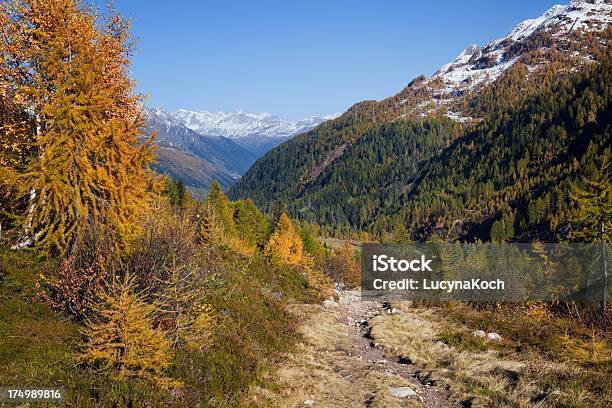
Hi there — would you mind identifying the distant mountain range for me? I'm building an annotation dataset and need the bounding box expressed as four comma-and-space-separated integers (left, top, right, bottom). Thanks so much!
144, 108, 337, 195
229, 0, 612, 241
173, 109, 339, 155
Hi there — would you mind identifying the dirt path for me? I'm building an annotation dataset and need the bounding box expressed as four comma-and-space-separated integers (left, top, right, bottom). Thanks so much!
337, 290, 459, 408
249, 289, 460, 407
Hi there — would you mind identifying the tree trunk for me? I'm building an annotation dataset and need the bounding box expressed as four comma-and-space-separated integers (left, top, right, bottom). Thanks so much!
13, 112, 42, 249
602, 219, 608, 316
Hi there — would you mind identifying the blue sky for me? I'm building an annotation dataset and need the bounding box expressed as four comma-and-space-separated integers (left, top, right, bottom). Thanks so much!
96, 0, 562, 120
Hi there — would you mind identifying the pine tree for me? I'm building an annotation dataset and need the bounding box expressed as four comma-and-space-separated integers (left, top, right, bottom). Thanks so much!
2, 0, 155, 254
570, 153, 612, 243
176, 179, 187, 207
196, 202, 224, 246
299, 223, 326, 259
205, 181, 236, 236
234, 198, 269, 249
164, 178, 189, 208
570, 153, 611, 313
264, 213, 303, 265
391, 218, 413, 245
270, 200, 286, 227
490, 212, 515, 242
78, 273, 178, 388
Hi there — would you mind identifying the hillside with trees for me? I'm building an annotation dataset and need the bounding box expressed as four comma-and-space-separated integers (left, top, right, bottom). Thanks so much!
229, 11, 612, 242
0, 1, 335, 405
0, 1, 610, 407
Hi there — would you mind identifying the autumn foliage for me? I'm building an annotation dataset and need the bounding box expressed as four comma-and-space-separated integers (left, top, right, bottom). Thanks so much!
0, 0, 155, 254
78, 274, 179, 389
326, 241, 361, 288
264, 212, 303, 265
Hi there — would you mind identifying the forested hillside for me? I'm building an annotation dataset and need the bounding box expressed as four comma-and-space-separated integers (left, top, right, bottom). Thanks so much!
0, 1, 339, 405
229, 10, 612, 241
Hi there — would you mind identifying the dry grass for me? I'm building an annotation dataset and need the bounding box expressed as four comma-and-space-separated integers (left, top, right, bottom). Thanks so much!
248, 303, 421, 408
368, 302, 612, 408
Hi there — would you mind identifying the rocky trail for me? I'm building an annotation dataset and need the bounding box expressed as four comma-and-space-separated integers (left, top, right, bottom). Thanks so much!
250, 289, 461, 407
334, 290, 459, 408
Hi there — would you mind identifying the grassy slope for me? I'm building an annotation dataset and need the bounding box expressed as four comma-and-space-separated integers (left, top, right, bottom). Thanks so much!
0, 249, 79, 393
370, 301, 612, 407
0, 247, 318, 407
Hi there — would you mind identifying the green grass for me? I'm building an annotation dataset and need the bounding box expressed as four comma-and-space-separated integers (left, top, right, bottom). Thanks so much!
0, 249, 78, 390
0, 247, 313, 407
435, 303, 612, 364
171, 254, 316, 407
433, 302, 612, 408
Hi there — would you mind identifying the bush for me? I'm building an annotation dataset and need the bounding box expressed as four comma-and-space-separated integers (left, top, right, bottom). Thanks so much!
37, 222, 117, 319
128, 198, 201, 295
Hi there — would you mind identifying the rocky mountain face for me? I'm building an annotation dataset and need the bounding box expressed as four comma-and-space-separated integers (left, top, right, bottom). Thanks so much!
229, 0, 612, 240
144, 108, 256, 195
396, 0, 612, 122
144, 107, 337, 194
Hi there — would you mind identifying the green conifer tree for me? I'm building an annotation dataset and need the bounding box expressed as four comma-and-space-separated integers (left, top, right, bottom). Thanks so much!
570, 153, 611, 313
205, 181, 236, 236
234, 198, 270, 249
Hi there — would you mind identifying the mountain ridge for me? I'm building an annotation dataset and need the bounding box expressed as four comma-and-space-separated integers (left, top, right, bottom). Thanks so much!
229, 0, 612, 240
144, 107, 338, 193
172, 109, 340, 155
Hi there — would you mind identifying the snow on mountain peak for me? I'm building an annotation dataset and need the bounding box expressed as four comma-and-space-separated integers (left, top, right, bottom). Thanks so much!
431, 0, 611, 95
172, 109, 339, 139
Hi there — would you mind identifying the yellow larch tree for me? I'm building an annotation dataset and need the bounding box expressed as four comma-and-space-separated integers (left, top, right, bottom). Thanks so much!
78, 273, 178, 388
264, 212, 303, 265
0, 0, 155, 254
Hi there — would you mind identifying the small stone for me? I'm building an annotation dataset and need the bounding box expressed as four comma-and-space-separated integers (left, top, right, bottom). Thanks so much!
472, 329, 486, 338
304, 400, 315, 406
389, 386, 417, 398
435, 341, 449, 350
487, 332, 502, 341
322, 299, 338, 309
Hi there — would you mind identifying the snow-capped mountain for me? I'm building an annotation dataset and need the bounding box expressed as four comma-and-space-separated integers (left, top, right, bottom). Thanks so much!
173, 109, 338, 140
408, 0, 612, 120
230, 0, 611, 240
144, 108, 258, 194
143, 107, 337, 193
172, 109, 339, 155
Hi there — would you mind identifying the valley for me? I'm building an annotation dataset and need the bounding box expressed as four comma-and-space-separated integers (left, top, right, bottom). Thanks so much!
229, 0, 612, 242
0, 1, 609, 407
145, 107, 337, 194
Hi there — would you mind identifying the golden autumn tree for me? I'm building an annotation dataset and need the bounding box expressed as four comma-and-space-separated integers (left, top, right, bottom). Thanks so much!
78, 273, 178, 388
327, 241, 361, 288
264, 212, 303, 265
0, 1, 37, 220
0, 0, 155, 254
